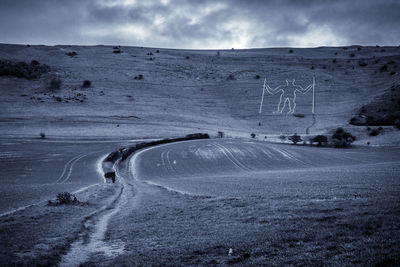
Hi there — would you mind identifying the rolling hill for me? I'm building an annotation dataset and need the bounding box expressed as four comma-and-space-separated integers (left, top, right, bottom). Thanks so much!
0, 43, 399, 142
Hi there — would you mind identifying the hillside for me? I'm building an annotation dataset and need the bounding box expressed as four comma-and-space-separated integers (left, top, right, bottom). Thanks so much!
0, 43, 399, 141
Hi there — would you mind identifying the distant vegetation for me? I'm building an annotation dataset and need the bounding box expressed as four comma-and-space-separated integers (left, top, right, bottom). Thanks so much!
134, 74, 143, 80
40, 132, 46, 139
311, 135, 328, 146
288, 133, 302, 145
49, 78, 62, 90
332, 127, 355, 148
65, 51, 78, 57
0, 59, 50, 79
82, 80, 91, 88
48, 192, 83, 205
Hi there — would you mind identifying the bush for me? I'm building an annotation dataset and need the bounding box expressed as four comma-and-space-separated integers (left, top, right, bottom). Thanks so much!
134, 74, 143, 80
250, 133, 256, 138
279, 135, 286, 142
289, 49, 293, 53
311, 135, 328, 146
255, 75, 260, 79
380, 64, 388, 72
82, 80, 91, 88
56, 192, 77, 204
288, 133, 302, 145
227, 74, 235, 80
332, 127, 355, 148
40, 132, 46, 139
66, 51, 78, 57
369, 129, 379, 136
395, 119, 400, 129
0, 59, 50, 79
350, 53, 355, 57
49, 78, 62, 90
186, 56, 190, 59
359, 61, 368, 67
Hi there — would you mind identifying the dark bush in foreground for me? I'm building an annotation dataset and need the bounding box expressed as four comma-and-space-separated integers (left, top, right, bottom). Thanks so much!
311, 135, 328, 146
0, 59, 50, 79
332, 127, 355, 148
40, 132, 46, 139
56, 192, 77, 204
250, 133, 256, 138
288, 133, 302, 145
82, 80, 91, 88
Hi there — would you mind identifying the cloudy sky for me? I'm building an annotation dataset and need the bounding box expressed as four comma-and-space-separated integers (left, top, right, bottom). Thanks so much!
0, 0, 399, 49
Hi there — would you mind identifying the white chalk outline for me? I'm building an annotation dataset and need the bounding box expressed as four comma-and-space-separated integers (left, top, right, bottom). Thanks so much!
259, 76, 315, 114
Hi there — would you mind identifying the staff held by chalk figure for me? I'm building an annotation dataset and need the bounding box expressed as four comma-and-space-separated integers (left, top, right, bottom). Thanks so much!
259, 77, 314, 114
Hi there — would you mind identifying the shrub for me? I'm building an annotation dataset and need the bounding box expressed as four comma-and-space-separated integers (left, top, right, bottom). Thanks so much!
359, 61, 368, 67
156, 50, 160, 53
250, 133, 256, 138
332, 59, 337, 63
380, 64, 388, 72
56, 192, 77, 204
0, 59, 50, 79
147, 52, 153, 56
289, 49, 293, 53
227, 74, 235, 80
49, 78, 62, 90
134, 74, 143, 80
288, 133, 302, 145
82, 80, 91, 88
255, 75, 260, 79
66, 51, 78, 57
395, 119, 400, 130
293, 114, 305, 118
279, 135, 286, 142
40, 132, 46, 139
350, 53, 355, 57
186, 56, 190, 59
332, 127, 355, 148
369, 129, 379, 136
311, 135, 328, 146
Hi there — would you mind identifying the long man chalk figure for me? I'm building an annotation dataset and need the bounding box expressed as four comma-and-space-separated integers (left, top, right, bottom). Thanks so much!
260, 78, 313, 114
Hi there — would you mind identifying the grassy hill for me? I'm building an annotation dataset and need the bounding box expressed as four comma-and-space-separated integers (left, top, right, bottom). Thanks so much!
0, 43, 399, 141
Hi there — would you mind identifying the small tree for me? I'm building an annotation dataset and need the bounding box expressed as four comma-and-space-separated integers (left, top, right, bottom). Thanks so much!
332, 127, 356, 148
288, 133, 302, 145
311, 135, 328, 146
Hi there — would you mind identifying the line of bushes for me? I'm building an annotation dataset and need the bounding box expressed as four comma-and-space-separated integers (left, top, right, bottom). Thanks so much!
0, 59, 50, 79
103, 133, 210, 181
281, 128, 356, 148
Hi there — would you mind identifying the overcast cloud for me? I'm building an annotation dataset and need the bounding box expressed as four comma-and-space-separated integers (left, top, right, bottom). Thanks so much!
0, 0, 399, 49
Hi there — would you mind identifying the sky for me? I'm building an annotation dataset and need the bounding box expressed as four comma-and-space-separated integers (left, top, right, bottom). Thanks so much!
0, 0, 399, 49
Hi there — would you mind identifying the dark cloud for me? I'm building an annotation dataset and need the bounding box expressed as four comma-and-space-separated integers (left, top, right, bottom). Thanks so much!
0, 0, 399, 48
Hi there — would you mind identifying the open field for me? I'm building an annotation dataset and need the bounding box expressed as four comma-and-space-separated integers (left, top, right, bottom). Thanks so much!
0, 44, 399, 266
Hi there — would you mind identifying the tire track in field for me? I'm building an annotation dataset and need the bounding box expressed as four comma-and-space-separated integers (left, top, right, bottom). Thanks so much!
212, 143, 252, 171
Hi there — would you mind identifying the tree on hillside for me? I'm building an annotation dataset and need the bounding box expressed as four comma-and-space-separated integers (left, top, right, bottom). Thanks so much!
332, 128, 356, 148
311, 135, 328, 146
288, 133, 302, 145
